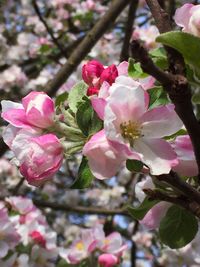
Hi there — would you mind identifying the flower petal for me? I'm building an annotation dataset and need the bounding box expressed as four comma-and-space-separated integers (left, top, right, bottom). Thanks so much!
140, 104, 183, 138
174, 3, 193, 31
134, 138, 178, 175
140, 202, 171, 230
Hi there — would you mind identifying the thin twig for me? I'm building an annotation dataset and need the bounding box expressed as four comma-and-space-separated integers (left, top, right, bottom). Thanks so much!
120, 0, 139, 61
32, 199, 129, 216
32, 0, 67, 58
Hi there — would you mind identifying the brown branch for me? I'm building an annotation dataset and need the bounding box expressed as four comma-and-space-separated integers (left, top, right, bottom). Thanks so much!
32, 199, 129, 216
130, 40, 200, 179
120, 0, 139, 61
158, 171, 200, 205
32, 0, 67, 58
145, 0, 171, 33
46, 0, 131, 96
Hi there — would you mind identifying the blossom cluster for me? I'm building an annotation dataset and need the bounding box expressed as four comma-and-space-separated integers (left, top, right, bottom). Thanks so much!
0, 196, 127, 267
60, 224, 127, 266
1, 58, 198, 187
0, 196, 58, 267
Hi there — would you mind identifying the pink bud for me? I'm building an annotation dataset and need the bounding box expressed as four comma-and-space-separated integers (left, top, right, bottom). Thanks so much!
87, 87, 99, 96
100, 64, 118, 85
29, 231, 46, 247
82, 60, 104, 86
98, 254, 118, 267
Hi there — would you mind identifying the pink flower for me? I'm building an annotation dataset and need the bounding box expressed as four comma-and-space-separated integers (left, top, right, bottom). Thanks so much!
3, 127, 63, 186
82, 60, 104, 87
1, 91, 55, 129
104, 76, 182, 175
98, 254, 118, 267
175, 3, 200, 36
171, 135, 198, 176
100, 64, 118, 85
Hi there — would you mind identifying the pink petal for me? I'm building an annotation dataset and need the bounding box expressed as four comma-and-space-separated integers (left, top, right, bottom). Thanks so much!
140, 104, 183, 138
83, 130, 129, 179
2, 125, 20, 148
174, 3, 193, 31
134, 138, 178, 175
91, 97, 106, 120
2, 108, 31, 128
117, 61, 128, 76
140, 202, 171, 230
172, 135, 198, 176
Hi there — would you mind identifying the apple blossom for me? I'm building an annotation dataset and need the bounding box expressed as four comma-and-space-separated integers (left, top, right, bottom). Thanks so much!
1, 91, 55, 129
3, 127, 63, 186
171, 135, 198, 177
104, 75, 182, 176
175, 3, 200, 37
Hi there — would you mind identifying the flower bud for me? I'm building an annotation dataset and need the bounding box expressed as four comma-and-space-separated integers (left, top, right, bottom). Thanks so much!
98, 254, 118, 267
87, 87, 99, 96
82, 60, 104, 86
100, 64, 118, 85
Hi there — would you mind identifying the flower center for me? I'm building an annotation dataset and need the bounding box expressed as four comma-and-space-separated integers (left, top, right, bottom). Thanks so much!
120, 120, 141, 146
76, 241, 84, 251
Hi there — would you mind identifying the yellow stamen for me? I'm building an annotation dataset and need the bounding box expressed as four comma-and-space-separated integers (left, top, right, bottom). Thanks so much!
120, 120, 141, 146
76, 241, 84, 250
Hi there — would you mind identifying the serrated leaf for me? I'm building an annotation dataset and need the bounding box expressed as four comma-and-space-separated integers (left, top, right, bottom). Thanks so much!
126, 159, 143, 172
148, 86, 169, 109
71, 157, 94, 189
156, 32, 200, 73
76, 98, 103, 136
127, 197, 159, 220
68, 81, 88, 113
159, 205, 198, 249
55, 92, 68, 107
128, 58, 148, 78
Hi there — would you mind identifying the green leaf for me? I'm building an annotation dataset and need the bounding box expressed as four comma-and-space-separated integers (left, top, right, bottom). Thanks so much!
71, 156, 94, 189
149, 86, 169, 109
126, 159, 143, 172
127, 197, 159, 220
57, 259, 71, 267
76, 97, 103, 136
39, 44, 51, 53
192, 93, 200, 104
156, 32, 200, 73
149, 47, 166, 59
128, 58, 148, 78
68, 81, 88, 113
55, 92, 68, 107
159, 205, 198, 249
